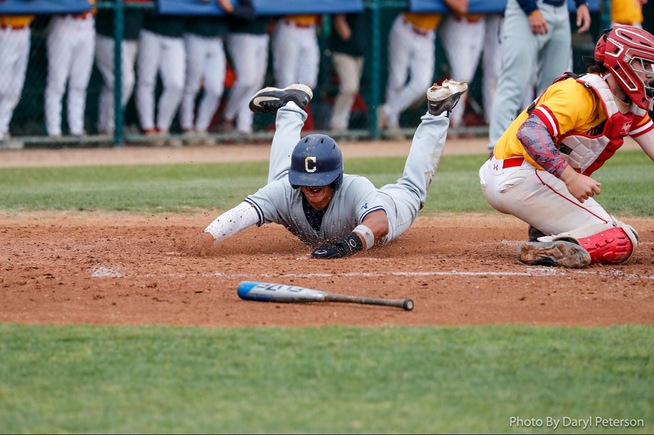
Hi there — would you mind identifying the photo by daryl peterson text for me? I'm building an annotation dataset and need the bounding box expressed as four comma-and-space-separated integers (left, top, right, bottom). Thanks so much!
509, 416, 646, 430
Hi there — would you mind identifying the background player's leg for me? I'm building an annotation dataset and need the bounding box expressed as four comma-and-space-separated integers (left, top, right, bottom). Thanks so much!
195, 38, 226, 132
135, 30, 163, 132
488, 0, 538, 148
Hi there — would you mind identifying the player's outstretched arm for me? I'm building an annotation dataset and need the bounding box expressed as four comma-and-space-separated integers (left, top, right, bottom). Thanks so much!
169, 202, 260, 256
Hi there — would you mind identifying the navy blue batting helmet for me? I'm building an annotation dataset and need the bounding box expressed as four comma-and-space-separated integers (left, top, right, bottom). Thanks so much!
288, 134, 343, 189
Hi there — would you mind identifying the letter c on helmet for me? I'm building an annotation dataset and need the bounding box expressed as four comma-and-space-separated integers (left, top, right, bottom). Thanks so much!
305, 156, 317, 173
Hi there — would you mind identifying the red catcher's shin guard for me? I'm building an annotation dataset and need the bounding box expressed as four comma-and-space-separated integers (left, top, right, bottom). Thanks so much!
577, 227, 634, 265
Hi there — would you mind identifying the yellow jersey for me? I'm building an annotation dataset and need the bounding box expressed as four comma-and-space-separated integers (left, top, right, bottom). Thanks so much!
402, 12, 442, 32
284, 14, 320, 27
0, 15, 34, 28
611, 0, 644, 25
494, 75, 652, 174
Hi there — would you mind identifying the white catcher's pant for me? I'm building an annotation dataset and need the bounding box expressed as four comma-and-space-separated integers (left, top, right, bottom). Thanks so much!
269, 103, 450, 245
479, 156, 613, 235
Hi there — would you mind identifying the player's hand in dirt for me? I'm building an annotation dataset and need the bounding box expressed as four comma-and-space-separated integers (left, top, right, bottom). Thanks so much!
166, 232, 216, 257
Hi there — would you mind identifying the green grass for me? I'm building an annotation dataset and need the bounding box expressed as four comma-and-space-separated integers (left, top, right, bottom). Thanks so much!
0, 324, 651, 434
0, 150, 651, 215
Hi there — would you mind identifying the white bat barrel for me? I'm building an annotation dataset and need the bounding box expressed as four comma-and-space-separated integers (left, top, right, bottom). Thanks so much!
237, 281, 327, 302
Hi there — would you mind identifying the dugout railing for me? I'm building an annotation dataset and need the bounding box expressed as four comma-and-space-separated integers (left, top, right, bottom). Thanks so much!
1, 0, 638, 148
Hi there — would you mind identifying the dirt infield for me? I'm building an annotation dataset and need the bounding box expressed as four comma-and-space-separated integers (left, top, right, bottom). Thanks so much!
1, 138, 652, 327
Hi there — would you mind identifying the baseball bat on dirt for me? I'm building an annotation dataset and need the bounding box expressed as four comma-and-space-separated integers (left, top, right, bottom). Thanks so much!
237, 281, 414, 311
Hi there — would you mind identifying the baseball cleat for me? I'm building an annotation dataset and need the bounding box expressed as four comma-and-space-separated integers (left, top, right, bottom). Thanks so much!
517, 240, 591, 268
528, 225, 547, 242
427, 79, 468, 116
249, 84, 313, 114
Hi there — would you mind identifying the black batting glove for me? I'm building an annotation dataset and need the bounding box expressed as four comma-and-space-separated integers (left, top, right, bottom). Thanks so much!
311, 233, 364, 259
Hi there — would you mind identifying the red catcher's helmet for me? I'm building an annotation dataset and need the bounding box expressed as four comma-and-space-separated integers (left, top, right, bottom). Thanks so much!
595, 25, 654, 111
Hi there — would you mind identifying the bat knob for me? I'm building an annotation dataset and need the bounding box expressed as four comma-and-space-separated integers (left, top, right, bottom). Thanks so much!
403, 298, 414, 311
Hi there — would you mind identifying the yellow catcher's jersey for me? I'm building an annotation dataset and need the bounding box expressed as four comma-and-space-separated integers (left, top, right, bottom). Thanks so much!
0, 15, 34, 28
402, 12, 442, 32
493, 76, 651, 168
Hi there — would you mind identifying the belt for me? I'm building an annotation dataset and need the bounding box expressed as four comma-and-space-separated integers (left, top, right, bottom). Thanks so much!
491, 154, 525, 168
0, 24, 27, 30
541, 0, 566, 6
284, 19, 314, 29
454, 16, 482, 23
71, 11, 92, 20
402, 18, 430, 36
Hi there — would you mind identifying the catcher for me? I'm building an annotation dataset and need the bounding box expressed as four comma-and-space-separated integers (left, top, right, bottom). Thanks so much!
479, 25, 654, 268
180, 79, 468, 258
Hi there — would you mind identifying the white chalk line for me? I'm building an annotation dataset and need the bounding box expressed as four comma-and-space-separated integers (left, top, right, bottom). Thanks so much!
91, 266, 654, 280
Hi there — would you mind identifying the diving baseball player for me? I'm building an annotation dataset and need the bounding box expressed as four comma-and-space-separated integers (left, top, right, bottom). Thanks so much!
180, 79, 468, 258
479, 25, 654, 268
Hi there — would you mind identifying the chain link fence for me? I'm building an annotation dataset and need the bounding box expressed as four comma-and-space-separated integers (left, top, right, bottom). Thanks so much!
0, 0, 634, 148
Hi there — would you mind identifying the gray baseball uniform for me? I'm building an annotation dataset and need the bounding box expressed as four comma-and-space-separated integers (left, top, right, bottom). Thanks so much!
488, 0, 586, 149
205, 101, 450, 248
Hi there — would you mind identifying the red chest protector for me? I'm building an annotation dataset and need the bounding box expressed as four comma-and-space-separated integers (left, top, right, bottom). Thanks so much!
554, 73, 646, 175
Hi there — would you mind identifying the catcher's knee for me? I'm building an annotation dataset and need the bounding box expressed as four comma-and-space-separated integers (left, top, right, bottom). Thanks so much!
549, 221, 639, 265
538, 220, 638, 264
577, 226, 638, 265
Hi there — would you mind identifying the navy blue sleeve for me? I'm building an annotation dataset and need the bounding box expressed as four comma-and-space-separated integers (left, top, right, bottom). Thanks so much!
231, 0, 255, 21
516, 0, 538, 15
